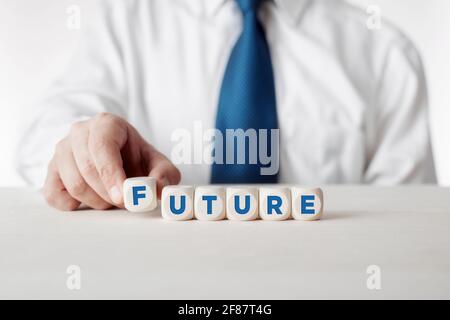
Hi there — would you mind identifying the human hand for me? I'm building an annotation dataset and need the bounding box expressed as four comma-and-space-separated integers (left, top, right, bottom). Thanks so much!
43, 113, 181, 210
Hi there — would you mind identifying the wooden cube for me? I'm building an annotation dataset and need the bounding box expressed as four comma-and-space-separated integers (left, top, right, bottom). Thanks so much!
194, 186, 226, 221
123, 177, 157, 213
226, 187, 259, 221
259, 187, 291, 221
291, 187, 323, 221
161, 185, 194, 221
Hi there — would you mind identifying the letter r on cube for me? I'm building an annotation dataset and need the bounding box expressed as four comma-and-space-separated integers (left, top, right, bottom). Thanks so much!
267, 195, 282, 215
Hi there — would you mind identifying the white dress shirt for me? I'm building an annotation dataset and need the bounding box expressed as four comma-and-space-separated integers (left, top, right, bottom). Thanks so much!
17, 0, 436, 186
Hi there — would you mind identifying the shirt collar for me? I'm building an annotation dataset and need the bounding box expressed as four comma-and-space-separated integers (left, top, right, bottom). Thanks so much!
203, 0, 311, 23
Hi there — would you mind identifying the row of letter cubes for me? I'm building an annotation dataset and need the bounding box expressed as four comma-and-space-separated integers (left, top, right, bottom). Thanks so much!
124, 177, 323, 221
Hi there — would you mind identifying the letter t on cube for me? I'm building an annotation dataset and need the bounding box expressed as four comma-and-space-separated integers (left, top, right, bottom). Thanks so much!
194, 186, 226, 221
123, 177, 157, 212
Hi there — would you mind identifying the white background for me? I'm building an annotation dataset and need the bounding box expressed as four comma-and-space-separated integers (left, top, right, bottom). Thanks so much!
1, 0, 449, 186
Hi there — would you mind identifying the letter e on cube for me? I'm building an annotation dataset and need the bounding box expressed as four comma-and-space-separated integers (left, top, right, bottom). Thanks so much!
291, 187, 323, 221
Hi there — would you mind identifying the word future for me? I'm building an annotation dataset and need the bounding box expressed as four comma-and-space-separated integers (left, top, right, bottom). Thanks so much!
123, 177, 323, 221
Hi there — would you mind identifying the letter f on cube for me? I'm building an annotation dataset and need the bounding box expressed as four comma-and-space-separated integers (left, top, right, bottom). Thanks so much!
123, 177, 157, 212
132, 186, 147, 205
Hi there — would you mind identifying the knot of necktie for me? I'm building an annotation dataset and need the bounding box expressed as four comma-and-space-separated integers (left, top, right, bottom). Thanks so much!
236, 0, 263, 14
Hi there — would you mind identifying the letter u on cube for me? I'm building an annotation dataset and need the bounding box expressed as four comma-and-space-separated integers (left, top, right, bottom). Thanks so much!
123, 178, 323, 221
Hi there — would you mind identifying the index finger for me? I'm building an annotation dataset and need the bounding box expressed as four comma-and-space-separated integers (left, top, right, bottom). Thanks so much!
87, 115, 128, 205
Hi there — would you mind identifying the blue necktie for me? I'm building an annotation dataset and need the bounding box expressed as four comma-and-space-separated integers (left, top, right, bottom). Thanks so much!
211, 0, 279, 184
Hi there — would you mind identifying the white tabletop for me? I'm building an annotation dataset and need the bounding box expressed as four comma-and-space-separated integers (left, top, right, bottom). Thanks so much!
0, 186, 449, 300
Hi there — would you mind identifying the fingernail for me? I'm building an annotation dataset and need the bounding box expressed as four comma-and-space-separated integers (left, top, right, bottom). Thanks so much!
109, 186, 122, 205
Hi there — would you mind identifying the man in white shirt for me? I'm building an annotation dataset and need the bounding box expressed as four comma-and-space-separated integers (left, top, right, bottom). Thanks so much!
17, 0, 436, 211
